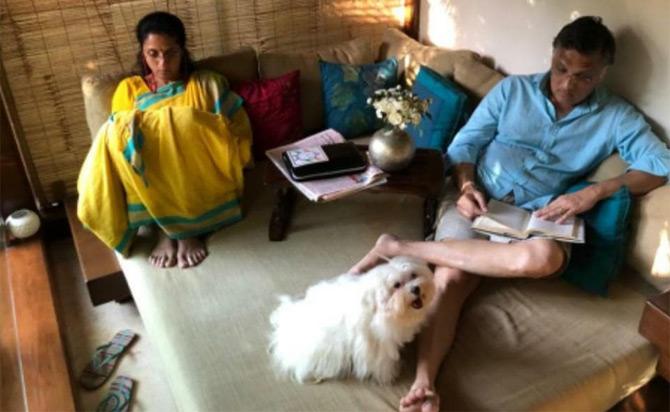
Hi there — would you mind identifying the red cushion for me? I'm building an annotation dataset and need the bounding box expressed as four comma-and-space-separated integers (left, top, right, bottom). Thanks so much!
233, 70, 303, 159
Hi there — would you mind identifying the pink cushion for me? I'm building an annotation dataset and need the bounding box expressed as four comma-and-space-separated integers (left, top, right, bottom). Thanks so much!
233, 70, 303, 159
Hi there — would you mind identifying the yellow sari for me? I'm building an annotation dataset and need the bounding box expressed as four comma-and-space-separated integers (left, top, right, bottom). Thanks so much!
77, 70, 252, 255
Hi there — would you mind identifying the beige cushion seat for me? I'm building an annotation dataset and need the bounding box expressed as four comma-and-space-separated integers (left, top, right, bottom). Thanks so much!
118, 165, 657, 411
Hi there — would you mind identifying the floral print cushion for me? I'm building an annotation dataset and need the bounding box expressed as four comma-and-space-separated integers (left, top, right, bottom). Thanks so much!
319, 58, 398, 139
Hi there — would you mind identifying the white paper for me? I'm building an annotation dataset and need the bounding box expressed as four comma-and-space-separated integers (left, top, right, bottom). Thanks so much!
527, 214, 575, 238
483, 199, 530, 231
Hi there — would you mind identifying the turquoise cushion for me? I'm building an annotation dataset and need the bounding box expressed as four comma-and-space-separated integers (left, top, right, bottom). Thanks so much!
320, 58, 398, 139
406, 66, 468, 152
561, 181, 632, 296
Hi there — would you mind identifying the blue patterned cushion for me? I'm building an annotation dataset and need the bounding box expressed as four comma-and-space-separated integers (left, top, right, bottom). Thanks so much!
406, 66, 468, 152
319, 58, 398, 139
561, 181, 632, 296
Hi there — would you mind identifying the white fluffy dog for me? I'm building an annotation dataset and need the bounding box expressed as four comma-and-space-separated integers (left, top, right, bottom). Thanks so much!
269, 256, 435, 384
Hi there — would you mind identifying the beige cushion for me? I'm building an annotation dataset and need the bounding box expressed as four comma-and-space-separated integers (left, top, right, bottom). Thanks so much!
628, 185, 670, 291
118, 164, 656, 411
587, 154, 670, 291
586, 153, 628, 182
80, 47, 259, 140
196, 46, 258, 86
259, 36, 377, 134
453, 58, 506, 99
81, 72, 126, 140
379, 28, 503, 99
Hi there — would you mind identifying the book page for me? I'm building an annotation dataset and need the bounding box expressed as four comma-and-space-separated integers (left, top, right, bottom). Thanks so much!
483, 199, 531, 232
527, 214, 576, 239
472, 215, 526, 239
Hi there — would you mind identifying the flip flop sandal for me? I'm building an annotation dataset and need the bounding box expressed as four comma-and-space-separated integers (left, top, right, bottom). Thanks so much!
80, 329, 137, 390
96, 376, 134, 412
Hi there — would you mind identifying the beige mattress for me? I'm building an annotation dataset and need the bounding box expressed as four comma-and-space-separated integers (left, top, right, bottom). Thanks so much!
119, 164, 657, 411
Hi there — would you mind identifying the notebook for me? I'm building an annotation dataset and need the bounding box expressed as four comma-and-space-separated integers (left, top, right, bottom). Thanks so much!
282, 142, 368, 181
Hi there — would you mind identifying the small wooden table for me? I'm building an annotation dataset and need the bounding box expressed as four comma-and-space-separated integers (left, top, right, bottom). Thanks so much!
639, 290, 670, 381
264, 147, 445, 241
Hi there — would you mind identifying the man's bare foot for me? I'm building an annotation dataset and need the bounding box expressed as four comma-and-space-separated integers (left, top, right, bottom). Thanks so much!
399, 385, 440, 412
349, 233, 400, 274
149, 232, 177, 268
177, 237, 208, 268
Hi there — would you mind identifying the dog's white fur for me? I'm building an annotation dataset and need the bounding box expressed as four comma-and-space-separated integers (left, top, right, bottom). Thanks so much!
269, 256, 435, 384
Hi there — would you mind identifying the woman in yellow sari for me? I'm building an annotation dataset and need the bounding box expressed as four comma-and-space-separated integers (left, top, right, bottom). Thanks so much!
78, 12, 252, 268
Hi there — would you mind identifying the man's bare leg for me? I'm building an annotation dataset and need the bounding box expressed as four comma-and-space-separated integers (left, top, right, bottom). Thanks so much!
149, 231, 177, 268
177, 237, 208, 268
400, 267, 480, 412
352, 234, 566, 412
351, 234, 565, 279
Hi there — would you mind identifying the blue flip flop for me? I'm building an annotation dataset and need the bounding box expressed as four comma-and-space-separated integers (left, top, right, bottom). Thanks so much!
80, 329, 137, 390
96, 376, 134, 412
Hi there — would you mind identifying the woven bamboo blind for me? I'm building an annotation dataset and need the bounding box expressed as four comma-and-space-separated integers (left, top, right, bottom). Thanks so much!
0, 0, 408, 205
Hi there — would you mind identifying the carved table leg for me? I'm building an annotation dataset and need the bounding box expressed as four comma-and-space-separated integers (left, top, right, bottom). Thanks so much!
269, 186, 297, 241
423, 196, 438, 239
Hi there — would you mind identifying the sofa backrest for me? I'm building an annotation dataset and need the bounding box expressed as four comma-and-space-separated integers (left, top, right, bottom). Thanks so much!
378, 29, 504, 100
80, 28, 503, 139
258, 36, 379, 134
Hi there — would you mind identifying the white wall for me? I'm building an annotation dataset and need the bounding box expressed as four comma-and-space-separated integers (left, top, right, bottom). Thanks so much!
419, 0, 670, 142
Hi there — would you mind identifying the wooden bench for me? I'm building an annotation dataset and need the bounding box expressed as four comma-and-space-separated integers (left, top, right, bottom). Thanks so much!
64, 200, 130, 305
1, 237, 76, 411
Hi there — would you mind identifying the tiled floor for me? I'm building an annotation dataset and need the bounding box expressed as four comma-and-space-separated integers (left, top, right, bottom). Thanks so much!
46, 236, 177, 412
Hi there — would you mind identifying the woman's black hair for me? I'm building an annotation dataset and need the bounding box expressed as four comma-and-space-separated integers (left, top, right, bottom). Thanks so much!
135, 11, 196, 78
553, 16, 616, 65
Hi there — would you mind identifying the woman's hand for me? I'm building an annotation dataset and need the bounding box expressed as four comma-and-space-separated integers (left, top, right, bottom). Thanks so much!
456, 182, 488, 220
535, 185, 601, 223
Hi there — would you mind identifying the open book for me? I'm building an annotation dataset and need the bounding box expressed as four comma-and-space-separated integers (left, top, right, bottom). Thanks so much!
265, 129, 388, 202
472, 199, 585, 243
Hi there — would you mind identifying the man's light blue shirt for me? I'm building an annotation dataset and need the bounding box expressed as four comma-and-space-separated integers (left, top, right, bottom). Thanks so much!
447, 72, 670, 210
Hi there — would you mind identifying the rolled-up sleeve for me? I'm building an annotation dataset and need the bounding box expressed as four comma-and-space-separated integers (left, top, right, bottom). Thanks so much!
447, 77, 507, 165
615, 104, 670, 180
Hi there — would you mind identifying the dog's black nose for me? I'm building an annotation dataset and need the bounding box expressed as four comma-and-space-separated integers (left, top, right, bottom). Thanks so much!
411, 286, 420, 296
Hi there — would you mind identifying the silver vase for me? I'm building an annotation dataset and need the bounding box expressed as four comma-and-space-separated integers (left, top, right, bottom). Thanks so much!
368, 126, 416, 172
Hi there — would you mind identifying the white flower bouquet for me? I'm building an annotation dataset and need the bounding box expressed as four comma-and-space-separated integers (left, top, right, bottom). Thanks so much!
367, 85, 431, 130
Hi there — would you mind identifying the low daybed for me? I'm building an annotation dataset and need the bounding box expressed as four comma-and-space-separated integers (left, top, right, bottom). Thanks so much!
79, 28, 668, 411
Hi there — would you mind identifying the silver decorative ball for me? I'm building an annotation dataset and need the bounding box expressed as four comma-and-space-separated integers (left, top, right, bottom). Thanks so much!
368, 127, 416, 172
5, 209, 41, 239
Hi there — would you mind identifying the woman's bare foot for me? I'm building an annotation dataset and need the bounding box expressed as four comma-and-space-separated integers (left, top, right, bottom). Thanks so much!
177, 237, 208, 268
149, 232, 177, 268
349, 233, 400, 274
399, 385, 440, 412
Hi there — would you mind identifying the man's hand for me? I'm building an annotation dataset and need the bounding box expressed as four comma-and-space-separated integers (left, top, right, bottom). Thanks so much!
456, 182, 488, 220
534, 185, 600, 223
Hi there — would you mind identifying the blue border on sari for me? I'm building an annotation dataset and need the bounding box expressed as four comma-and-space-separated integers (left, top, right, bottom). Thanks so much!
127, 198, 241, 229
136, 81, 186, 111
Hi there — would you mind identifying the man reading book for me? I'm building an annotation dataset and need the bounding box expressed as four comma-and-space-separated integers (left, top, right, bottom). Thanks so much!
350, 16, 670, 412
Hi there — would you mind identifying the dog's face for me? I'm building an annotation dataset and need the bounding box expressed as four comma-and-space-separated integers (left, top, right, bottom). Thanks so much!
370, 256, 435, 325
